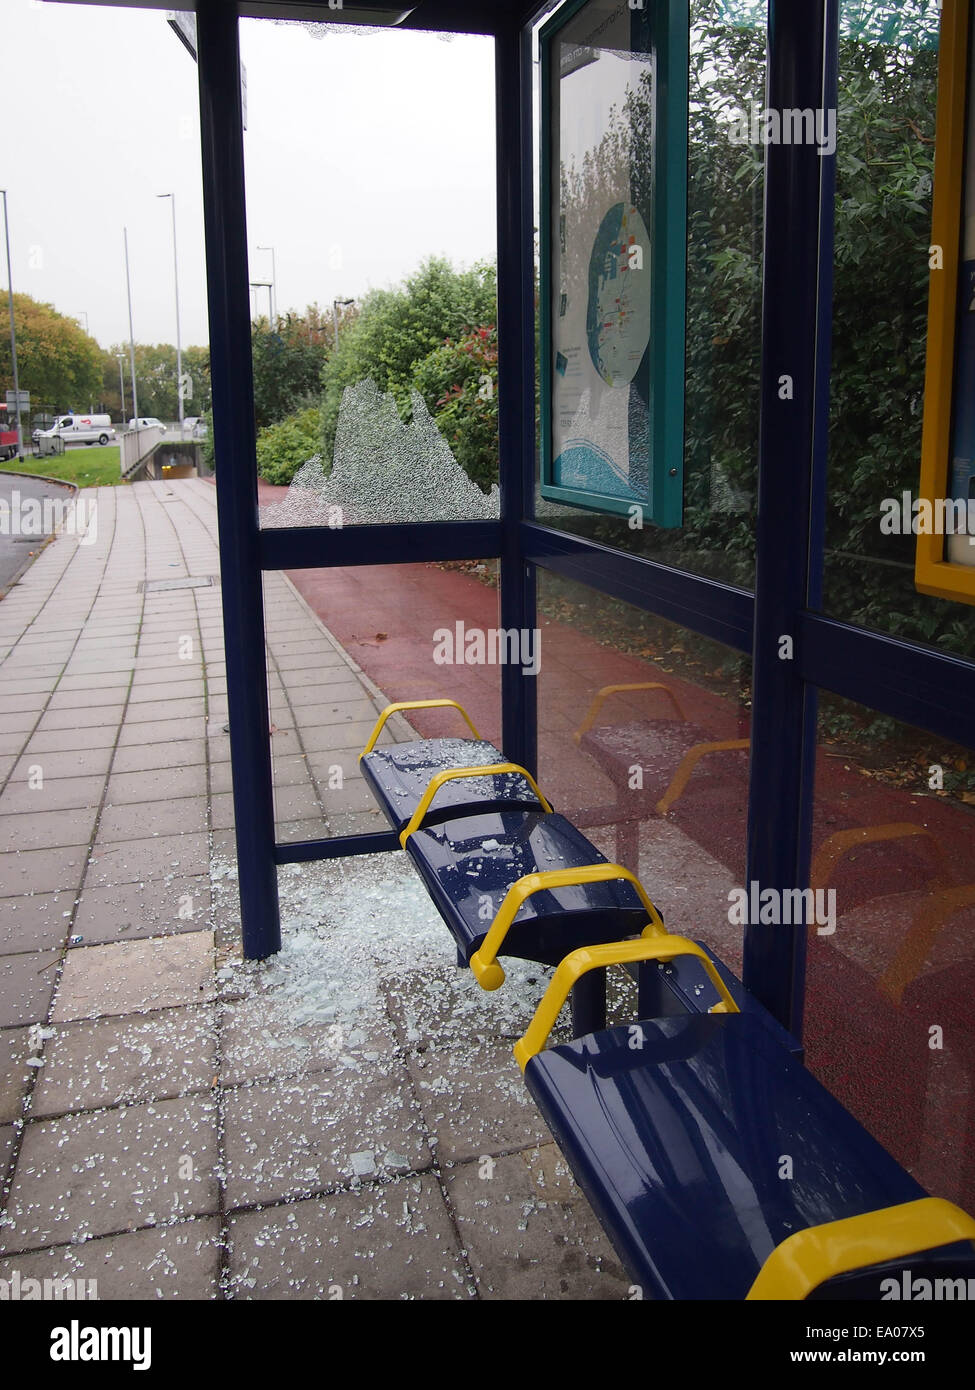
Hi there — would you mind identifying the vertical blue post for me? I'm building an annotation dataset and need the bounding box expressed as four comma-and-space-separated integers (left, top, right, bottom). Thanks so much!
743, 0, 837, 1031
496, 20, 538, 774
196, 1, 280, 958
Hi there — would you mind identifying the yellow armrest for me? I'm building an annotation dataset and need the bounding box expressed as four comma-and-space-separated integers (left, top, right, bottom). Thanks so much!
471, 863, 667, 993
359, 699, 482, 760
513, 933, 739, 1070
747, 1197, 975, 1300
398, 762, 552, 850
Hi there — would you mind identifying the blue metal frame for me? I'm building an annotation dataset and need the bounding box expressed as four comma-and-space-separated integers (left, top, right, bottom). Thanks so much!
196, 0, 280, 959
741, 0, 835, 1032
496, 18, 538, 774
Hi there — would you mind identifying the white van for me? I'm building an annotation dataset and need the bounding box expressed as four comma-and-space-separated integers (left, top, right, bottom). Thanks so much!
36, 414, 116, 454
128, 417, 165, 432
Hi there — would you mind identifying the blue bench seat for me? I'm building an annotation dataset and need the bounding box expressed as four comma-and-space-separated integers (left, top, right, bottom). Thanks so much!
404, 808, 650, 968
361, 738, 545, 834
523, 1010, 975, 1299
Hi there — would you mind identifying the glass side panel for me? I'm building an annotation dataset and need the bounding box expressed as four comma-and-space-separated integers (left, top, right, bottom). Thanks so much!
536, 568, 752, 969
808, 691, 975, 1212
819, 1, 975, 656
261, 561, 501, 842
239, 19, 499, 528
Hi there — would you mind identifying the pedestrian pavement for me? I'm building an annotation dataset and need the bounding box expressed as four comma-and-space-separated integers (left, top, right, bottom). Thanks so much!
0, 477, 631, 1300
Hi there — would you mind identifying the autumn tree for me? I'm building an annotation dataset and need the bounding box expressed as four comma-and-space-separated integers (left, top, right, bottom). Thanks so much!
0, 292, 103, 417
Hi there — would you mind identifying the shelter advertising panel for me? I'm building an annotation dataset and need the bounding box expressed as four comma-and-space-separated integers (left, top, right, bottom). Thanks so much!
540, 0, 687, 525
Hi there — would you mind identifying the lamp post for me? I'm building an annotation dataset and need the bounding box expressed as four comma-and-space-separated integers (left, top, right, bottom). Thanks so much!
123, 227, 139, 422
257, 245, 276, 329
1, 189, 23, 462
116, 353, 126, 423
157, 193, 184, 426
332, 297, 355, 350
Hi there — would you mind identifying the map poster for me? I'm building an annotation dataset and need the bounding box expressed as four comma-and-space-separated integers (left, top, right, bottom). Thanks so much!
540, 0, 687, 526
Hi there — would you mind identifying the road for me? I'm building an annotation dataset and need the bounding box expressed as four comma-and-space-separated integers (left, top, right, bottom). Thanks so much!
0, 472, 77, 591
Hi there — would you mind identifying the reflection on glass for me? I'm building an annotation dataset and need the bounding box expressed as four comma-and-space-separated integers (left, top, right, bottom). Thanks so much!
823, 1, 975, 653
537, 570, 751, 969
808, 692, 975, 1212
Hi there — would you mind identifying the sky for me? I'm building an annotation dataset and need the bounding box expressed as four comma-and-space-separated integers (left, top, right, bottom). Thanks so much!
1, 1, 502, 351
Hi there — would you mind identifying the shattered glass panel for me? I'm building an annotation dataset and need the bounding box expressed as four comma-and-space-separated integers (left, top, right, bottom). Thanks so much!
260, 379, 500, 528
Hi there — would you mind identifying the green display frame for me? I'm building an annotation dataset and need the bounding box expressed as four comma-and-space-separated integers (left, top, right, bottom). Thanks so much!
539, 0, 687, 526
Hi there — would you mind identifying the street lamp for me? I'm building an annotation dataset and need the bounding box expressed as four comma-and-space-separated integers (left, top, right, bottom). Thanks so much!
257, 245, 276, 328
123, 227, 139, 422
157, 193, 184, 426
1, 189, 24, 462
333, 297, 355, 350
116, 353, 126, 422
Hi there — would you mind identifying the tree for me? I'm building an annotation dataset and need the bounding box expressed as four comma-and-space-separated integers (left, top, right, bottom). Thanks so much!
0, 292, 103, 418
251, 308, 329, 431
104, 342, 210, 422
412, 324, 499, 493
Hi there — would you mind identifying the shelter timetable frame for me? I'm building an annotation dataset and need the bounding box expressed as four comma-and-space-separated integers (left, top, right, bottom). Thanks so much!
54, 0, 975, 1045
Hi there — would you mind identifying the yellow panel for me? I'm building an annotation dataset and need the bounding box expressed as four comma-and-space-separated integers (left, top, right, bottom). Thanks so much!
916, 0, 975, 604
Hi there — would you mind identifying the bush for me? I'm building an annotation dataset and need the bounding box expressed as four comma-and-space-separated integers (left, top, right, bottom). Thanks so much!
320, 256, 497, 466
412, 325, 498, 492
255, 406, 322, 486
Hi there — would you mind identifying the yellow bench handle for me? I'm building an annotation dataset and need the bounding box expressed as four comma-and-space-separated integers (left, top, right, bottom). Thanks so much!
747, 1197, 975, 1300
472, 863, 667, 993
398, 762, 552, 850
514, 932, 738, 1070
359, 699, 482, 760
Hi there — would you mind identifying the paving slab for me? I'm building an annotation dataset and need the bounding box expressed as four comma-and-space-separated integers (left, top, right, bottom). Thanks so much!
111, 740, 207, 774
222, 1064, 432, 1209
84, 831, 209, 887
219, 992, 398, 1089
52, 932, 215, 1022
96, 796, 207, 843
0, 889, 74, 955
225, 1176, 473, 1300
0, 1094, 220, 1253
406, 1038, 551, 1163
71, 878, 209, 946
0, 1217, 221, 1300
444, 1146, 631, 1301
0, 807, 97, 852
29, 1005, 217, 1118
0, 774, 104, 817
0, 950, 60, 1027
0, 1025, 34, 1124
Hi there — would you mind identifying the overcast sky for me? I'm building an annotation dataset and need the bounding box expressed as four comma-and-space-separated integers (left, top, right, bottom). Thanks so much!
2, 1, 502, 350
